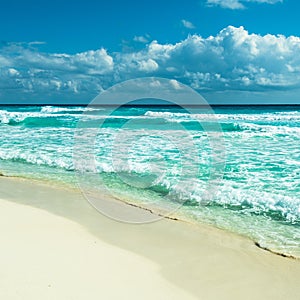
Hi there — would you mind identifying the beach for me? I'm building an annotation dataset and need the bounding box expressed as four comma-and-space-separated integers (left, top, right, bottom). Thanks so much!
2, 0, 300, 298
0, 176, 300, 300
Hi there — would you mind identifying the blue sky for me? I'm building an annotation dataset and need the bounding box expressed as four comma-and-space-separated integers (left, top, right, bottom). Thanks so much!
1, 0, 300, 104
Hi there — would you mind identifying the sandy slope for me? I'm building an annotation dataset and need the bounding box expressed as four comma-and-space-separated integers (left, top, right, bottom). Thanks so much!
0, 176, 300, 300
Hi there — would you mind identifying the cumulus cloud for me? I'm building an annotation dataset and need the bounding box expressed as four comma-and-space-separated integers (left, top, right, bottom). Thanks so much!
181, 19, 196, 29
114, 26, 300, 92
0, 43, 113, 102
207, 0, 283, 9
1, 25, 300, 103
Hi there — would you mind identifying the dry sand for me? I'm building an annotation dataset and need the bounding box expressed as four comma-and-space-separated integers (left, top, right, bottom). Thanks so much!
0, 176, 300, 300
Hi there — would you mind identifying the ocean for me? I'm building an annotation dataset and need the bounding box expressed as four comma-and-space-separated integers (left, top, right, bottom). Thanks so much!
0, 105, 299, 257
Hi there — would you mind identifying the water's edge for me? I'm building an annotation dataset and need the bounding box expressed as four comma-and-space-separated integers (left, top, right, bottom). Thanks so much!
0, 171, 298, 260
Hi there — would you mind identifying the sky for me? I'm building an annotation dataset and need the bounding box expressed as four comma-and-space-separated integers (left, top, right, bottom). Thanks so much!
1, 0, 300, 104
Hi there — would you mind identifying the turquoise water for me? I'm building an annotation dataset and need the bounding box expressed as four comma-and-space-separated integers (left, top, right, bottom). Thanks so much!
0, 105, 300, 256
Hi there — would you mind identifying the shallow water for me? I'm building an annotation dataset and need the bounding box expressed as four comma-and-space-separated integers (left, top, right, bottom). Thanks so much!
0, 105, 299, 256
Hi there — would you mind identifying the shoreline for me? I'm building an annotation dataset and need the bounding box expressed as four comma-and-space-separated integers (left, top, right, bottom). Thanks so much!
1, 175, 300, 299
2, 173, 298, 260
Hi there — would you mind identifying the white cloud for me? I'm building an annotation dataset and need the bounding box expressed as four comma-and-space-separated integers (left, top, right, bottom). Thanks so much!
2, 25, 300, 103
0, 43, 113, 102
249, 0, 283, 3
28, 41, 46, 46
133, 35, 149, 43
170, 79, 182, 90
138, 59, 159, 72
181, 19, 196, 29
207, 0, 245, 9
207, 0, 283, 9
120, 25, 300, 91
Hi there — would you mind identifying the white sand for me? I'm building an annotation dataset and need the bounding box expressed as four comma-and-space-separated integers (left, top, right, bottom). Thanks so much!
0, 176, 300, 300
